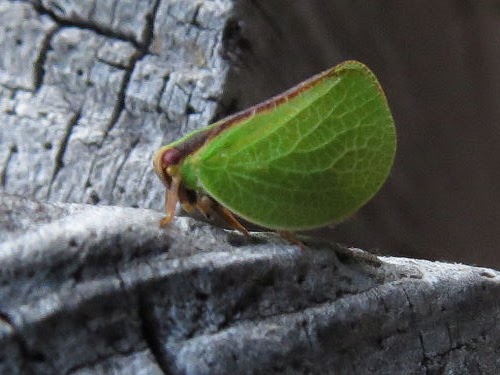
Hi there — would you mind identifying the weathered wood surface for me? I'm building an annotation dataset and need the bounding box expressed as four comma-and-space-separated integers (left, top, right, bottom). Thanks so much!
2, 193, 500, 374
1, 0, 230, 211
2, 0, 500, 374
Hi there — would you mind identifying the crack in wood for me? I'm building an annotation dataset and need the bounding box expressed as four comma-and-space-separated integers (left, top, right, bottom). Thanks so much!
47, 111, 81, 199
138, 294, 173, 375
33, 25, 59, 92
0, 309, 50, 372
101, 53, 141, 139
100, 0, 161, 140
142, 0, 162, 51
156, 74, 171, 114
32, 1, 145, 49
418, 331, 430, 373
0, 144, 17, 189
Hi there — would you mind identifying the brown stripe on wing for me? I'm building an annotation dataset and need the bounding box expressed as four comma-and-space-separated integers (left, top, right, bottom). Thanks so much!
205, 63, 349, 141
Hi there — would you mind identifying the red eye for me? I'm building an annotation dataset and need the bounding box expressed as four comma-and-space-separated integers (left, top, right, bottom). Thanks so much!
162, 148, 182, 167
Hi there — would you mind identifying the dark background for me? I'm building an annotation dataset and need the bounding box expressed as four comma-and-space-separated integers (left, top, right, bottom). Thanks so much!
228, 1, 500, 267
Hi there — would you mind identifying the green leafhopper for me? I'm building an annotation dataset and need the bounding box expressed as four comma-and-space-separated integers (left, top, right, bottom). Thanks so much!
153, 61, 396, 235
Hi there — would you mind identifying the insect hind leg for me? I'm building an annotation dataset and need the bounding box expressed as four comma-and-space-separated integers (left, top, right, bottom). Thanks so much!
196, 195, 250, 237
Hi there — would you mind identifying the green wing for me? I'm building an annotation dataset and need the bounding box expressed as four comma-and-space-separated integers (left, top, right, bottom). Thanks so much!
181, 61, 396, 230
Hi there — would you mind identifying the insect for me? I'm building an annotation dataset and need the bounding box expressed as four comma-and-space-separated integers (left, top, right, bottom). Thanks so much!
153, 60, 396, 236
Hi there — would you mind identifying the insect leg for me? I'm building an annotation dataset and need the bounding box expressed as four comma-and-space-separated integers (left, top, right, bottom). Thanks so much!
160, 174, 181, 227
215, 205, 250, 237
277, 231, 305, 250
196, 195, 250, 236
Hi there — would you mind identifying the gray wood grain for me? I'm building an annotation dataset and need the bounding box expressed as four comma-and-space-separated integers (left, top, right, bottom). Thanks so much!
1, 0, 228, 210
2, 193, 500, 374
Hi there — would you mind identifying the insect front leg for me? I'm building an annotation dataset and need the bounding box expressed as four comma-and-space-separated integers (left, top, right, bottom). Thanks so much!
160, 174, 181, 227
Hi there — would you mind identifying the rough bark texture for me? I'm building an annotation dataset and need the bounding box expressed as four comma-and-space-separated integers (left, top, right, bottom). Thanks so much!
2, 0, 500, 374
1, 0, 229, 211
2, 193, 500, 374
